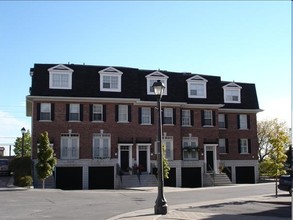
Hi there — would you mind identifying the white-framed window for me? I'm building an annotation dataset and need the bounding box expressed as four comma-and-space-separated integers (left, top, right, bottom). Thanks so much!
93, 133, 111, 159
99, 67, 123, 92
69, 104, 80, 121
182, 110, 191, 126
141, 107, 151, 125
118, 105, 128, 122
223, 82, 242, 103
203, 110, 213, 126
182, 136, 199, 160
186, 75, 208, 98
61, 133, 79, 159
48, 64, 73, 90
92, 104, 103, 122
145, 71, 168, 95
162, 136, 173, 160
239, 139, 249, 154
40, 103, 51, 121
218, 114, 226, 129
163, 108, 173, 125
219, 138, 227, 154
239, 114, 248, 129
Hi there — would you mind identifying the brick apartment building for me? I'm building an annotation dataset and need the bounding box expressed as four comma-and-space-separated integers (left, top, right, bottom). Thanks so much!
26, 63, 261, 189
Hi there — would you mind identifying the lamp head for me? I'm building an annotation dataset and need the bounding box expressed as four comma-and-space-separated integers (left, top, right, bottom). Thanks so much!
152, 80, 165, 98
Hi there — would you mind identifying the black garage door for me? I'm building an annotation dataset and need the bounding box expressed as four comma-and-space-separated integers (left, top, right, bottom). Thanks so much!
56, 167, 82, 190
88, 167, 114, 189
236, 166, 255, 184
164, 168, 176, 187
181, 167, 201, 188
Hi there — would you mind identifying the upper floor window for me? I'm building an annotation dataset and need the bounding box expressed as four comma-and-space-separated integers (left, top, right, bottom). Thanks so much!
181, 109, 192, 126
145, 71, 168, 95
163, 108, 175, 125
48, 64, 73, 90
140, 107, 152, 125
238, 114, 250, 129
223, 82, 242, 103
182, 136, 199, 160
219, 138, 228, 154
90, 104, 105, 122
218, 114, 226, 129
66, 104, 83, 121
99, 67, 123, 92
162, 135, 173, 160
239, 138, 251, 154
37, 103, 54, 121
116, 105, 131, 123
202, 110, 215, 127
93, 133, 111, 159
61, 133, 79, 159
186, 75, 208, 98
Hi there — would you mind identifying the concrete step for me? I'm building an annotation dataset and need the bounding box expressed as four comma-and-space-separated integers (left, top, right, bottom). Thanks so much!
119, 174, 157, 189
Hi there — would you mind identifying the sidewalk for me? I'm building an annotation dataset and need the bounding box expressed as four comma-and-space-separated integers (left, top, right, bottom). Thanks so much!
108, 192, 291, 220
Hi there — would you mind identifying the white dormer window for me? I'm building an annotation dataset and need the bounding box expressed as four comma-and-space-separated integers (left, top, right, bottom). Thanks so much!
223, 82, 242, 103
48, 64, 73, 89
186, 75, 208, 98
99, 67, 123, 92
145, 71, 168, 95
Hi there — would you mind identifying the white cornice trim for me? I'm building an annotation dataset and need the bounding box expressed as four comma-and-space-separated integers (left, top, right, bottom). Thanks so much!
26, 96, 140, 103
219, 108, 263, 113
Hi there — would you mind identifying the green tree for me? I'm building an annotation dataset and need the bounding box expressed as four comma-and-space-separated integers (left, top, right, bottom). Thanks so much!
14, 130, 31, 158
257, 118, 290, 163
162, 144, 170, 179
35, 132, 57, 189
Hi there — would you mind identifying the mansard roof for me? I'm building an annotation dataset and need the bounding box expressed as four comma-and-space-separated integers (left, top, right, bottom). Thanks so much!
29, 63, 259, 110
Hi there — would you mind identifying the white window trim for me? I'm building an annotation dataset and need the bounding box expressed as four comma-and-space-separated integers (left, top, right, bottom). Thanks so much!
40, 103, 51, 121
182, 109, 191, 127
240, 138, 249, 154
93, 133, 111, 159
162, 135, 173, 160
69, 104, 80, 121
118, 105, 129, 123
239, 114, 248, 130
218, 138, 227, 154
141, 107, 151, 125
60, 133, 79, 159
92, 104, 103, 122
99, 67, 123, 92
145, 71, 169, 95
203, 110, 213, 127
186, 75, 208, 99
182, 136, 199, 160
223, 82, 242, 103
163, 108, 173, 125
48, 64, 73, 90
218, 114, 225, 129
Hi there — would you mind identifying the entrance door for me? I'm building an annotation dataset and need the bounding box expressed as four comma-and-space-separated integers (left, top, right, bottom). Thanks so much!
120, 151, 129, 172
206, 151, 214, 172
139, 151, 147, 172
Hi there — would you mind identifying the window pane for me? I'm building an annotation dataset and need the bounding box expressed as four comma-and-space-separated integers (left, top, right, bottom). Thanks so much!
218, 114, 225, 128
40, 103, 51, 120
164, 108, 173, 124
204, 110, 212, 125
239, 114, 247, 129
141, 107, 151, 124
93, 104, 103, 121
119, 105, 128, 122
182, 110, 191, 126
70, 104, 80, 121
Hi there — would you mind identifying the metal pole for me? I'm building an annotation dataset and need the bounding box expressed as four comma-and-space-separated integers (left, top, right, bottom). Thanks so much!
154, 96, 168, 215
21, 133, 24, 158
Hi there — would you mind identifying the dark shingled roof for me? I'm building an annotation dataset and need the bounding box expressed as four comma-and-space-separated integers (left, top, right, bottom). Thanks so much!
29, 63, 260, 110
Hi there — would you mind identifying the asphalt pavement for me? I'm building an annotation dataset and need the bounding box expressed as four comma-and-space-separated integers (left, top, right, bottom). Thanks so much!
0, 176, 291, 220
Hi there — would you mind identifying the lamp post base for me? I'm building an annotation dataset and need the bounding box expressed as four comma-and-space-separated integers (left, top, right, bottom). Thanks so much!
154, 201, 168, 215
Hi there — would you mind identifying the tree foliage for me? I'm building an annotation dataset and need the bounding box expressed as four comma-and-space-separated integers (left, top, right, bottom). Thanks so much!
162, 144, 170, 179
257, 118, 290, 162
35, 131, 57, 189
14, 130, 31, 158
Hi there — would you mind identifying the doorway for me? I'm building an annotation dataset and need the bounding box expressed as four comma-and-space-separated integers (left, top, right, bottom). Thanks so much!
118, 145, 132, 172
137, 144, 150, 173
204, 144, 218, 173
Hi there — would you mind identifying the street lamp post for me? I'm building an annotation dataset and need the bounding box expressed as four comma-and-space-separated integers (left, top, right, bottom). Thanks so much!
152, 80, 168, 215
21, 127, 26, 158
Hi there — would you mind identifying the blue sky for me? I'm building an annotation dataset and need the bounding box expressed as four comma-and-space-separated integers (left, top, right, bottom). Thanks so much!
0, 1, 291, 155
